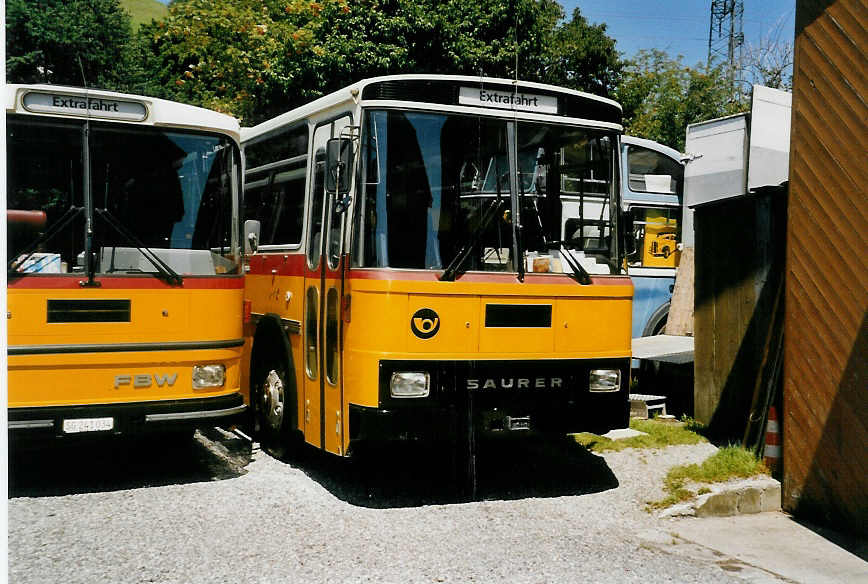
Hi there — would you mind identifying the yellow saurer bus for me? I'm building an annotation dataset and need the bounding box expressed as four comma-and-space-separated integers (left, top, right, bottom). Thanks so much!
241, 75, 632, 492
6, 84, 246, 440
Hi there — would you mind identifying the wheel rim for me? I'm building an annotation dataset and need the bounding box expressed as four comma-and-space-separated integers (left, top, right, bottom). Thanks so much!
261, 369, 285, 431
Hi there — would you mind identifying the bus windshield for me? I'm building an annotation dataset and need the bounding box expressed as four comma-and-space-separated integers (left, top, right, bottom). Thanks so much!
7, 116, 240, 277
354, 109, 619, 275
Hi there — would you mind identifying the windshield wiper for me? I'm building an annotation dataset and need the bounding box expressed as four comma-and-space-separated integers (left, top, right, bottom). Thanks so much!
521, 191, 591, 285
94, 208, 183, 286
440, 196, 505, 282
555, 241, 593, 285
7, 206, 83, 273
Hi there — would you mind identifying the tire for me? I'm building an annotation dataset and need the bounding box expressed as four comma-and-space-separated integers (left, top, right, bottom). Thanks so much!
642, 302, 671, 337
253, 361, 296, 459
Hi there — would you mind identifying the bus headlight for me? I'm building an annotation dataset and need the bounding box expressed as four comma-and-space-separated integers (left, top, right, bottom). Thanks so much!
390, 372, 430, 398
589, 369, 620, 392
193, 364, 226, 389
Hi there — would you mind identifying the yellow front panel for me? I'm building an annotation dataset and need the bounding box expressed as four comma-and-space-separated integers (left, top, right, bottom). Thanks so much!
478, 297, 554, 353
553, 297, 632, 355
407, 295, 480, 354
341, 275, 633, 415
8, 348, 241, 407
8, 284, 243, 409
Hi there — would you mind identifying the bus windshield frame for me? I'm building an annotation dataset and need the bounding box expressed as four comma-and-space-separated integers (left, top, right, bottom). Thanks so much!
6, 115, 242, 280
352, 108, 622, 278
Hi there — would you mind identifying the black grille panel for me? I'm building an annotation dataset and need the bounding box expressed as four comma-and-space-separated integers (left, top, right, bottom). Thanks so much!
47, 299, 131, 323
485, 304, 552, 327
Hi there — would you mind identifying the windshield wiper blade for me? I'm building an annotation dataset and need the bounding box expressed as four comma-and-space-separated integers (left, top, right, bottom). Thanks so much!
556, 242, 592, 285
440, 197, 504, 282
7, 206, 83, 272
543, 238, 592, 285
94, 208, 183, 286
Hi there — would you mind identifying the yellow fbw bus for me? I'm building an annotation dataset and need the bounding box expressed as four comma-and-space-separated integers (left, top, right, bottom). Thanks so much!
241, 75, 632, 489
6, 85, 246, 439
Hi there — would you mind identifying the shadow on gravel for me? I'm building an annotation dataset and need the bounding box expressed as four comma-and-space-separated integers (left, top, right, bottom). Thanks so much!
277, 437, 618, 508
8, 427, 252, 498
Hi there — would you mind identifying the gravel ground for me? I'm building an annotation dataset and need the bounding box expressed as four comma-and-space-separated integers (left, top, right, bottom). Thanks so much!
8, 429, 755, 584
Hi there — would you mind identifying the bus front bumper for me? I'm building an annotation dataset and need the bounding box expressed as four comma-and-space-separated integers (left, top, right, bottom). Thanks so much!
8, 392, 246, 439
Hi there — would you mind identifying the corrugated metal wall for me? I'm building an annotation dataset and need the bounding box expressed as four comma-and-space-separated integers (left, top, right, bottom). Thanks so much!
785, 0, 868, 535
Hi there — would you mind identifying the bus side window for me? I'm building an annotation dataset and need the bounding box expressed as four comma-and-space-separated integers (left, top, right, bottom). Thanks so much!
243, 124, 309, 247
269, 163, 306, 245
244, 169, 276, 244
627, 146, 683, 195
307, 146, 327, 267
327, 116, 352, 269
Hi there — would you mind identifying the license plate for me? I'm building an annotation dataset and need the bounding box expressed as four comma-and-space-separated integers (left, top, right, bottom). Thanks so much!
62, 417, 114, 434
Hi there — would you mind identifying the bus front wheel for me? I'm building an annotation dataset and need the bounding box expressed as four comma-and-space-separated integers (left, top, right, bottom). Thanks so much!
253, 361, 296, 459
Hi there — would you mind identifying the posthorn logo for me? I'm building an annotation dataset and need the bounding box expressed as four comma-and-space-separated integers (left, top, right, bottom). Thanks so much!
410, 308, 440, 339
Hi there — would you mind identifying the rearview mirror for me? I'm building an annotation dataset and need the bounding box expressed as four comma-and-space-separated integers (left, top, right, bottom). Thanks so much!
244, 219, 261, 255
326, 137, 353, 196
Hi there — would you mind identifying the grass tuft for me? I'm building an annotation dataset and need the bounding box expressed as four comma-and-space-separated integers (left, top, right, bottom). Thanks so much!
571, 417, 706, 452
647, 445, 770, 510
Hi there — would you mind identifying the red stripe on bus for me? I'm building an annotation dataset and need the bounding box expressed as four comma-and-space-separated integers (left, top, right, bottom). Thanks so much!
347, 269, 631, 286
245, 253, 307, 277
7, 275, 244, 290
245, 253, 344, 279
244, 254, 631, 286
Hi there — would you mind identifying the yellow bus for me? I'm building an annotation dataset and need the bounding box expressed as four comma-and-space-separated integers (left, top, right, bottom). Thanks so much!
241, 75, 632, 491
6, 84, 246, 440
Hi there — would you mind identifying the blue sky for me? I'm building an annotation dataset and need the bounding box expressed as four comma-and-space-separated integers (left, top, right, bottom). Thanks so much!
562, 0, 796, 66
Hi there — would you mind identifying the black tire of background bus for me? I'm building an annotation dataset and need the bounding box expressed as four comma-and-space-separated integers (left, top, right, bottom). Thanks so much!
642, 301, 671, 337
251, 316, 300, 459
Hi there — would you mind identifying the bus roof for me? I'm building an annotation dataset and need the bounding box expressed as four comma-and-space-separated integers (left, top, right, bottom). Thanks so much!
243, 74, 623, 143
5, 84, 240, 141
622, 135, 684, 162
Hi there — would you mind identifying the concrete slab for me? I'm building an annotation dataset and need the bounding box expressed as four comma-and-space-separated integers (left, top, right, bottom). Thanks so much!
601, 427, 647, 440
632, 334, 694, 363
659, 477, 781, 519
665, 513, 868, 584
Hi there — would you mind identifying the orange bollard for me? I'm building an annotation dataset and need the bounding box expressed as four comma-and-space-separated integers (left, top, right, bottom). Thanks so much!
763, 406, 781, 474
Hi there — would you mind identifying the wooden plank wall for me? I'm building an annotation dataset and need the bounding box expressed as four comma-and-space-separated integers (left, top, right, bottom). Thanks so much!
784, 0, 868, 536
694, 191, 787, 440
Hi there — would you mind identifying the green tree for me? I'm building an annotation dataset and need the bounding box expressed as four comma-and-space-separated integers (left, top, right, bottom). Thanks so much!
6, 0, 134, 88
616, 50, 745, 151
312, 0, 618, 95
541, 7, 621, 96
133, 0, 343, 122
132, 0, 622, 122
301, 0, 564, 97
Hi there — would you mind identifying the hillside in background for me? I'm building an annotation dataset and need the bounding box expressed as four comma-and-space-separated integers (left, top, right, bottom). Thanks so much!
120, 0, 168, 28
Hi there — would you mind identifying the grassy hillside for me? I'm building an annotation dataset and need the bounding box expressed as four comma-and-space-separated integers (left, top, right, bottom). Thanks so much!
119, 0, 168, 28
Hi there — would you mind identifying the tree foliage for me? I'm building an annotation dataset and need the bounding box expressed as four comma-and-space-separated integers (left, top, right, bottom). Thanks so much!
132, 0, 344, 122
616, 50, 744, 151
129, 0, 621, 122
541, 7, 621, 96
6, 0, 134, 88
306, 0, 565, 91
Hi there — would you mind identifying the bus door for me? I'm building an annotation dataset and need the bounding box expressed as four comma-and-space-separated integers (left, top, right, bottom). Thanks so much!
303, 116, 351, 454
